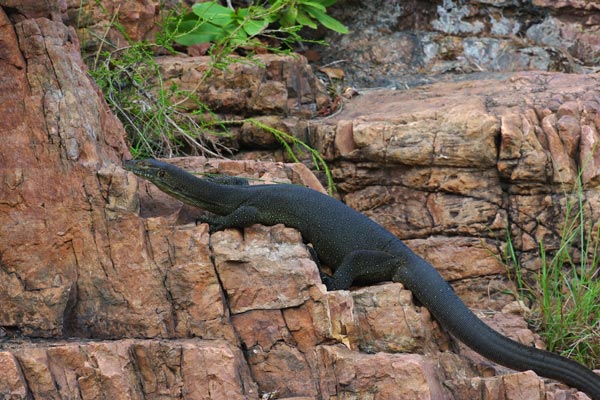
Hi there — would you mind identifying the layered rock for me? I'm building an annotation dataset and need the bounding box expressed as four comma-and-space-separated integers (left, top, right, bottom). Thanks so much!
310, 72, 600, 272
0, 339, 257, 399
155, 54, 329, 118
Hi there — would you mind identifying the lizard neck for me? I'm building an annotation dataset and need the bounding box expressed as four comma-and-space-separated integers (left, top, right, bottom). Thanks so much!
151, 167, 249, 216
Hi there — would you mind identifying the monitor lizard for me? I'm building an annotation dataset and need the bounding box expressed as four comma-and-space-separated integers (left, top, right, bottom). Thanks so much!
124, 158, 600, 399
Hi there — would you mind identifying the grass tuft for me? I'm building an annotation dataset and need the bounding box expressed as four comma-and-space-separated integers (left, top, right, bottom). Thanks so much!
505, 174, 600, 369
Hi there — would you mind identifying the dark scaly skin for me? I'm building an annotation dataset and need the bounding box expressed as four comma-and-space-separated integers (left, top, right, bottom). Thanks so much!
124, 158, 600, 399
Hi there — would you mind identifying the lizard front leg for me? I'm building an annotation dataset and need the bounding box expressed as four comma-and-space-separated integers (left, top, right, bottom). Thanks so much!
197, 205, 260, 233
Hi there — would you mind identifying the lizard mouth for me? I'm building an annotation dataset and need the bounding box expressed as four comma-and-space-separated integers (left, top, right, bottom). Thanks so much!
123, 159, 154, 177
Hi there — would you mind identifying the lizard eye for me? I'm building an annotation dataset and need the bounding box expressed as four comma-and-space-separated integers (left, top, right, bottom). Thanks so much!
157, 170, 165, 178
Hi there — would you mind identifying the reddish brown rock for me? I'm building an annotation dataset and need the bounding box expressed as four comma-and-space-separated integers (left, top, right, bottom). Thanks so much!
356, 98, 498, 167
318, 345, 449, 399
452, 276, 517, 313
67, 0, 159, 53
2, 339, 257, 400
0, 352, 28, 399
212, 224, 322, 314
3, 2, 600, 399
343, 184, 504, 239
407, 236, 507, 281
447, 370, 547, 400
314, 72, 600, 275
350, 283, 447, 354
498, 110, 551, 183
0, 5, 146, 338
144, 219, 237, 341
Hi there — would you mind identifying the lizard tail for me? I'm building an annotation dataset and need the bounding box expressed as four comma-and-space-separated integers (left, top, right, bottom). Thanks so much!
394, 253, 600, 400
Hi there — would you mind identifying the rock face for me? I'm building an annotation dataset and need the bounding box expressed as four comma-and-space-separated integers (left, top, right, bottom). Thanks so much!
311, 72, 600, 272
155, 54, 329, 118
320, 0, 600, 87
1, 1, 600, 400
0, 2, 132, 338
1, 339, 257, 400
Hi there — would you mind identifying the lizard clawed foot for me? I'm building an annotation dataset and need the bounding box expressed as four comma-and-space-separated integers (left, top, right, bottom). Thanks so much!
319, 272, 336, 291
195, 217, 223, 233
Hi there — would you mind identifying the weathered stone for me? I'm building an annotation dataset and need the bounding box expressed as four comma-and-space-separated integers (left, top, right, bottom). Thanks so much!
155, 54, 329, 118
212, 224, 322, 314
407, 236, 507, 281
230, 295, 329, 397
347, 96, 499, 167
503, 370, 546, 400
344, 184, 504, 238
451, 276, 516, 313
4, 2, 600, 399
0, 352, 28, 399
318, 0, 600, 87
318, 345, 449, 399
332, 163, 502, 202
245, 343, 318, 398
283, 299, 332, 351
350, 283, 447, 354
0, 6, 155, 338
498, 110, 551, 183
446, 370, 546, 400
145, 220, 237, 341
239, 116, 301, 149
166, 156, 327, 193
232, 310, 291, 351
67, 0, 159, 54
1, 339, 258, 400
325, 290, 358, 349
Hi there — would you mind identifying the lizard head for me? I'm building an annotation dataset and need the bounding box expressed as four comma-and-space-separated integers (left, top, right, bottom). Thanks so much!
123, 158, 233, 212
123, 158, 200, 203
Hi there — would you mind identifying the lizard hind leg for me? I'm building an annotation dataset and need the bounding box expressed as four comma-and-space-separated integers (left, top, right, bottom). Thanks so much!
326, 250, 400, 291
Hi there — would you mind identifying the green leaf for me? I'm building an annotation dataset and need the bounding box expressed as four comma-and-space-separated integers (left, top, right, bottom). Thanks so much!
222, 21, 242, 35
174, 22, 224, 46
295, 10, 317, 29
192, 1, 235, 27
279, 6, 298, 27
221, 21, 248, 45
299, 1, 327, 12
175, 32, 214, 46
313, 0, 337, 6
173, 18, 203, 33
304, 5, 348, 33
235, 8, 249, 18
243, 18, 268, 36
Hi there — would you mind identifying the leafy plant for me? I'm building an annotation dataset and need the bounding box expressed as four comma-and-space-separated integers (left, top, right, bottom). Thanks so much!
168, 2, 268, 46
505, 176, 600, 369
89, 40, 230, 159
275, 0, 348, 33
168, 0, 348, 48
84, 1, 338, 192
